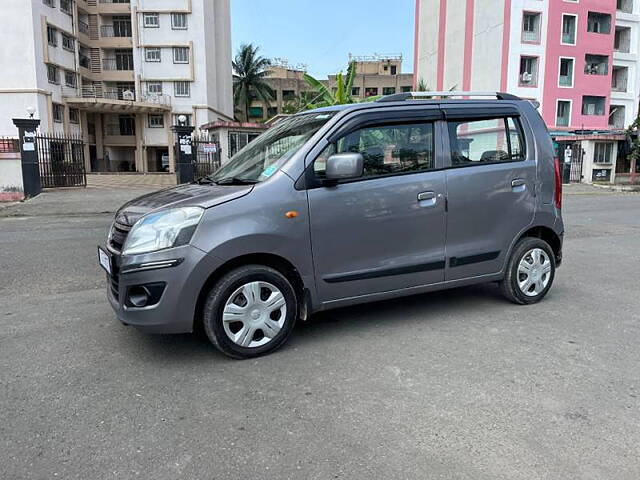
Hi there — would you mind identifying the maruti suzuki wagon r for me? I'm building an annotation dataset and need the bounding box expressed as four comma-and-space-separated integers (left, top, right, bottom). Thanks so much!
99, 91, 564, 359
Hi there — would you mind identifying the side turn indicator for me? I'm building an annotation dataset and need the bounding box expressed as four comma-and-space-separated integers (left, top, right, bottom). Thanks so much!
285, 211, 298, 219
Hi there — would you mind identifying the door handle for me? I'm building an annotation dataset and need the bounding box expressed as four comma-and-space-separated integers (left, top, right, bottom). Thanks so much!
511, 178, 526, 190
417, 191, 436, 201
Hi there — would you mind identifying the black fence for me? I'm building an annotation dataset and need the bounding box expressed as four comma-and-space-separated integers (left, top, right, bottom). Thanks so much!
36, 133, 86, 188
192, 134, 222, 178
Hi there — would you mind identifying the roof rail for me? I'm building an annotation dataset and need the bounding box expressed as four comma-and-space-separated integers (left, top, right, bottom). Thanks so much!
376, 91, 521, 103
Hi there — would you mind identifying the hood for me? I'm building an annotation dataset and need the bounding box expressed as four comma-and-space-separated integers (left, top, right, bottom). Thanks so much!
114, 183, 253, 226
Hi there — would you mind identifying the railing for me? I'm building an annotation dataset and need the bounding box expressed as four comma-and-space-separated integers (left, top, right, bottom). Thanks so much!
102, 57, 133, 71
0, 137, 19, 153
100, 24, 132, 38
562, 33, 575, 44
79, 21, 90, 35
522, 30, 540, 43
612, 81, 627, 92
62, 85, 171, 106
99, 0, 131, 3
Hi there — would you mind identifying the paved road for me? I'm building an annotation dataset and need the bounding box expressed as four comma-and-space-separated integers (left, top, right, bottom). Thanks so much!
1, 186, 639, 479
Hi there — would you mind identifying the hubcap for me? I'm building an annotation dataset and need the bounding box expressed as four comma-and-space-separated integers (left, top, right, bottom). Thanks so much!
222, 281, 287, 348
517, 248, 552, 297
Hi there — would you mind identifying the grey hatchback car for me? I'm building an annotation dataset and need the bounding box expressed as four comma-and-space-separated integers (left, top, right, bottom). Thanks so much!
99, 91, 564, 359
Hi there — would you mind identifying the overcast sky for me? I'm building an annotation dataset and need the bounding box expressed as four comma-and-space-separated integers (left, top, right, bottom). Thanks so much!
231, 0, 416, 79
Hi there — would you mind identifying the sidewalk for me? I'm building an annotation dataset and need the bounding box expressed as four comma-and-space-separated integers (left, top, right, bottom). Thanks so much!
0, 186, 159, 218
562, 183, 638, 195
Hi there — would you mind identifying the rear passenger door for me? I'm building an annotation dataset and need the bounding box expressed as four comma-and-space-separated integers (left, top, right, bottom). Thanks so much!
443, 105, 536, 281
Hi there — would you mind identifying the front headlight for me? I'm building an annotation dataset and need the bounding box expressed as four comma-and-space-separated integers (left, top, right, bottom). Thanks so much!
122, 207, 204, 255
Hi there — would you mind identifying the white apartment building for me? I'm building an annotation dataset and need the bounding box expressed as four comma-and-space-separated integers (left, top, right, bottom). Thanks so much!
0, 0, 233, 173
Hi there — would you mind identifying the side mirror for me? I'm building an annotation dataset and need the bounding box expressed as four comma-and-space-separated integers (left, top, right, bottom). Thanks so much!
325, 153, 364, 181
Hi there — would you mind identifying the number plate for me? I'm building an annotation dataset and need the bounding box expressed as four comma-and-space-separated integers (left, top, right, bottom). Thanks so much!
98, 247, 112, 275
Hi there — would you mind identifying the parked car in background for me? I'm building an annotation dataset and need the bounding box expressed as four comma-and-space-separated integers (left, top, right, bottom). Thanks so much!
99, 91, 564, 359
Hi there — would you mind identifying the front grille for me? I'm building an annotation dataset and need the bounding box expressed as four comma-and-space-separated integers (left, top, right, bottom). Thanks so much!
109, 221, 131, 253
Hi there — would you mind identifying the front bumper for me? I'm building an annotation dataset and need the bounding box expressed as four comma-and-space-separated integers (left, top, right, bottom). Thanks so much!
104, 244, 223, 333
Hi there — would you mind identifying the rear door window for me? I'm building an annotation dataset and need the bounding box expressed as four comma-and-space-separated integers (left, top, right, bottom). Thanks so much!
447, 116, 525, 167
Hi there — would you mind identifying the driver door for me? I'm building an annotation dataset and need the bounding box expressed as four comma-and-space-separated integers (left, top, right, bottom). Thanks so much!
306, 109, 447, 302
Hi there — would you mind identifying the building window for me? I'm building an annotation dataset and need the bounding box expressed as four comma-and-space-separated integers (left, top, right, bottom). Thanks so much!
47, 26, 58, 46
448, 117, 525, 166
173, 47, 189, 63
47, 64, 59, 84
280, 90, 294, 101
617, 0, 633, 14
351, 87, 360, 96
611, 66, 628, 92
60, 0, 72, 14
173, 114, 192, 125
229, 131, 262, 157
364, 87, 378, 97
561, 14, 577, 45
147, 82, 163, 95
519, 56, 538, 86
390, 65, 397, 75
144, 13, 159, 28
401, 85, 412, 92
522, 12, 541, 43
62, 33, 74, 52
556, 100, 571, 127
382, 87, 396, 95
559, 58, 574, 87
171, 13, 188, 29
615, 26, 631, 53
64, 70, 76, 87
584, 54, 609, 75
43, 0, 55, 7
248, 106, 264, 118
145, 47, 161, 62
609, 105, 626, 128
594, 143, 614, 164
148, 114, 164, 128
69, 108, 80, 124
53, 104, 64, 123
267, 107, 278, 118
174, 81, 190, 97
587, 12, 612, 34
582, 96, 606, 116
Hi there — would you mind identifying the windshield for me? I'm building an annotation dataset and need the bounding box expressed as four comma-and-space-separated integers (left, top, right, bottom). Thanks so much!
208, 112, 336, 184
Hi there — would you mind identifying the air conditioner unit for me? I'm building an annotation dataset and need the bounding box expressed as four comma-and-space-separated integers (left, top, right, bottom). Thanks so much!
521, 72, 533, 83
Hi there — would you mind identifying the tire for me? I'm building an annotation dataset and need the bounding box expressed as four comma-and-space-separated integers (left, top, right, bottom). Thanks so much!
500, 237, 556, 305
202, 265, 298, 359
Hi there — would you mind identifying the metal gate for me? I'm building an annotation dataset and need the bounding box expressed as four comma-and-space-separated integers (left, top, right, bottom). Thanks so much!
192, 134, 221, 178
36, 133, 86, 188
569, 142, 584, 183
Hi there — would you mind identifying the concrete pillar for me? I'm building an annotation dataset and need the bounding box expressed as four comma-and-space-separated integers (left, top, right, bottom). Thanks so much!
167, 115, 176, 174
134, 113, 144, 172
81, 111, 91, 172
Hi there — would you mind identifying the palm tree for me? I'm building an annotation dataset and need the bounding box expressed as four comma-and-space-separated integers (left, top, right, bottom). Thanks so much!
232, 44, 274, 122
302, 61, 357, 108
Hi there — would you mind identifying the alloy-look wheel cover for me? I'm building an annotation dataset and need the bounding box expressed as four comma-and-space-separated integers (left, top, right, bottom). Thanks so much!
222, 281, 287, 348
517, 248, 552, 297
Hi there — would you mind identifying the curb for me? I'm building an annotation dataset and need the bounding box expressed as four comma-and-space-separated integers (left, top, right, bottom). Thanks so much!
591, 183, 640, 193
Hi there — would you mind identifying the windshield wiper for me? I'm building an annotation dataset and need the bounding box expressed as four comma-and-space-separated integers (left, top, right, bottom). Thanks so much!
215, 177, 259, 185
194, 176, 215, 185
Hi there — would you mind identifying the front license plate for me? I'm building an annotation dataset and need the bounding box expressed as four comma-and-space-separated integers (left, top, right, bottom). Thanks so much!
98, 247, 112, 275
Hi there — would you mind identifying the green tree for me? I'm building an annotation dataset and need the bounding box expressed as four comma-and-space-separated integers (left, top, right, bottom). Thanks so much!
232, 44, 274, 122
302, 61, 357, 108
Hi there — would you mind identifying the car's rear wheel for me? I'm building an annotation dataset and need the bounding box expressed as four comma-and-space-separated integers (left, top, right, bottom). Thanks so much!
500, 237, 556, 305
202, 265, 298, 359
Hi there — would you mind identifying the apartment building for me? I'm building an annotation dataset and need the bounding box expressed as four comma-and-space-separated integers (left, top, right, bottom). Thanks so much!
246, 60, 314, 122
414, 0, 640, 183
0, 0, 233, 174
326, 54, 414, 100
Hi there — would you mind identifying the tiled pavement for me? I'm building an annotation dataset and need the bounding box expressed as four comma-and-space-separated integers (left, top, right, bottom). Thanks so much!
86, 173, 177, 189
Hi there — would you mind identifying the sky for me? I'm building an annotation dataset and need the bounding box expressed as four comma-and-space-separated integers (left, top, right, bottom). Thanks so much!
230, 0, 416, 79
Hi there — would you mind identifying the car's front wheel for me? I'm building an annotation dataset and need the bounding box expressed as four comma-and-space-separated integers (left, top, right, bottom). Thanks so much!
500, 237, 556, 305
202, 265, 298, 359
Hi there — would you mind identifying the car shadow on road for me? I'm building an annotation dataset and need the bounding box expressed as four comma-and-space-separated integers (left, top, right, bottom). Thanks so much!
124, 282, 506, 362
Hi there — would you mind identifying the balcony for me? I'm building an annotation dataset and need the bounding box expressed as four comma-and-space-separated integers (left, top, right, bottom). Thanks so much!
614, 26, 631, 53
79, 20, 90, 36
611, 66, 629, 92
584, 55, 609, 75
97, 0, 131, 14
62, 85, 171, 113
617, 0, 633, 14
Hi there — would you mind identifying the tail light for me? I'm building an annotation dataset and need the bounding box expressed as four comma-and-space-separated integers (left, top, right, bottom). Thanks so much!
554, 156, 562, 209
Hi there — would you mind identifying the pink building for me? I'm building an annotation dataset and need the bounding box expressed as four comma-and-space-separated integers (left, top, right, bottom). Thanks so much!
414, 0, 640, 183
